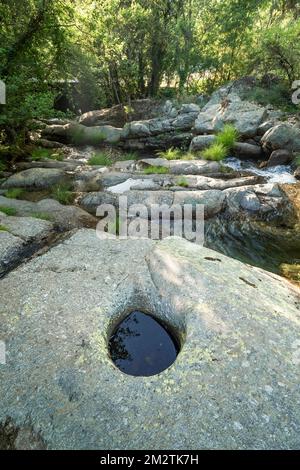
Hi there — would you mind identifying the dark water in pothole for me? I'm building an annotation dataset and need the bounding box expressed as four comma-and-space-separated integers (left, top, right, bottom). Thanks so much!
109, 311, 179, 377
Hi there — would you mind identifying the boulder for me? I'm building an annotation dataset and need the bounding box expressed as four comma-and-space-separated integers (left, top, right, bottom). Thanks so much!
233, 142, 263, 160
0, 214, 54, 276
42, 123, 122, 145
0, 233, 299, 449
172, 112, 198, 130
173, 190, 225, 218
0, 213, 53, 243
257, 120, 277, 136
35, 139, 65, 149
78, 99, 166, 128
194, 95, 268, 138
261, 123, 300, 153
135, 158, 221, 176
1, 168, 68, 190
179, 103, 200, 114
79, 188, 225, 219
74, 170, 131, 192
202, 77, 258, 108
123, 132, 193, 151
0, 196, 97, 230
189, 135, 216, 152
79, 191, 117, 215
294, 167, 300, 180
267, 150, 293, 168
224, 184, 294, 224
15, 160, 79, 171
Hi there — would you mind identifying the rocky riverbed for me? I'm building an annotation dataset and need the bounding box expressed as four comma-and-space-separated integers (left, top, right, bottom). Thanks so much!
1, 81, 300, 449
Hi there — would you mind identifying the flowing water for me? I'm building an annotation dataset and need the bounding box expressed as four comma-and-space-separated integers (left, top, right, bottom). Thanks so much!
224, 157, 297, 184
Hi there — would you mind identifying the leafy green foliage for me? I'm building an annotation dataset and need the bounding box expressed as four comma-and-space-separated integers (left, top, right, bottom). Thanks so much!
0, 0, 300, 160
243, 84, 299, 112
202, 143, 227, 161
0, 206, 17, 216
4, 188, 25, 199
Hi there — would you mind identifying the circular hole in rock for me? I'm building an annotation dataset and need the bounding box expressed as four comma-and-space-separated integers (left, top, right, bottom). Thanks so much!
109, 311, 180, 377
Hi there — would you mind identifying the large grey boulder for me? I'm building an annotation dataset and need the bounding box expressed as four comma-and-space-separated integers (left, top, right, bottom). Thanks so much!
123, 132, 193, 151
79, 188, 225, 219
173, 190, 225, 218
0, 233, 299, 449
224, 183, 294, 224
122, 106, 199, 141
261, 123, 300, 153
135, 158, 221, 176
0, 196, 97, 230
233, 142, 263, 160
0, 214, 54, 276
194, 95, 268, 138
1, 168, 68, 190
15, 160, 80, 171
42, 123, 122, 145
0, 213, 53, 243
267, 149, 293, 168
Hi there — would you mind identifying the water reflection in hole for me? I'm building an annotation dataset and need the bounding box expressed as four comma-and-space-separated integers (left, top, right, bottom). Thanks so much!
109, 311, 179, 377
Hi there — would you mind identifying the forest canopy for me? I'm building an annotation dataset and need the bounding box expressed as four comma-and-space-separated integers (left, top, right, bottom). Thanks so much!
0, 0, 300, 145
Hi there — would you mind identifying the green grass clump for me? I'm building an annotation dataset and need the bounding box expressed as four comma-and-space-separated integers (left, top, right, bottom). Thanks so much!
216, 124, 239, 150
88, 152, 112, 166
0, 206, 17, 216
202, 143, 227, 161
51, 183, 74, 205
181, 151, 196, 160
31, 148, 52, 161
143, 166, 169, 175
177, 177, 189, 188
0, 225, 9, 232
31, 148, 64, 162
30, 212, 52, 221
157, 147, 182, 160
4, 188, 25, 199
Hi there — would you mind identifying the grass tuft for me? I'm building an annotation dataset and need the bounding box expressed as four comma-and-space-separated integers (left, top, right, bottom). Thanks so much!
216, 124, 239, 150
143, 166, 169, 175
30, 212, 53, 221
51, 183, 74, 205
4, 188, 25, 199
176, 177, 189, 188
202, 143, 227, 161
156, 147, 182, 160
88, 152, 112, 166
31, 148, 64, 162
0, 224, 9, 231
0, 206, 17, 216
